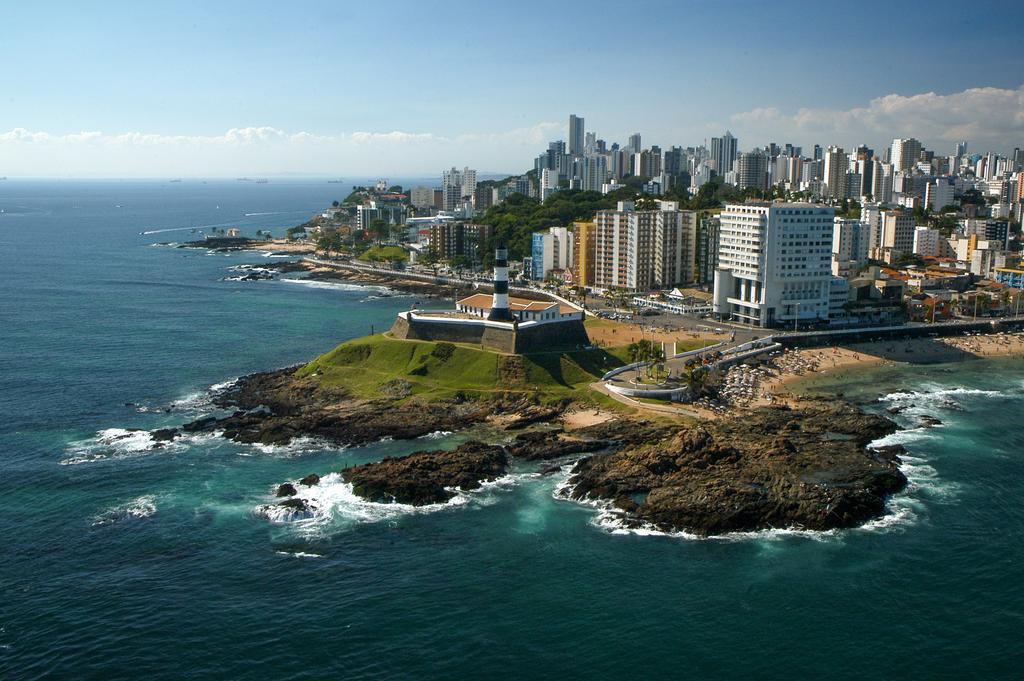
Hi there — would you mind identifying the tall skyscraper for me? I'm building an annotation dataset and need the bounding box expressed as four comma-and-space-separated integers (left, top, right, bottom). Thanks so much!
890, 138, 922, 172
735, 151, 768, 192
627, 133, 642, 154
442, 167, 463, 211
710, 131, 738, 176
823, 146, 848, 199
461, 167, 477, 198
593, 201, 696, 290
568, 115, 585, 157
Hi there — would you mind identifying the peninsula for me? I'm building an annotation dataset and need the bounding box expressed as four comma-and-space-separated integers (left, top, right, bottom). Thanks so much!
154, 250, 913, 536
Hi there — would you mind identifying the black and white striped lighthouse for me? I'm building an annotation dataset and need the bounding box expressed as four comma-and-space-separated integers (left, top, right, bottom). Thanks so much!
487, 243, 514, 321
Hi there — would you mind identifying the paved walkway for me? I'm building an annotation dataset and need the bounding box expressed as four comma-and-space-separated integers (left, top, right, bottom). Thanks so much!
590, 382, 703, 419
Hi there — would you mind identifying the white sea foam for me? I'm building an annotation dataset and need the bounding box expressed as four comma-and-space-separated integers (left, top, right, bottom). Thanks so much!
92, 496, 157, 526
141, 226, 196, 235
249, 436, 342, 457
279, 278, 393, 294
257, 471, 525, 528
881, 386, 1005, 411
62, 428, 167, 465
163, 377, 237, 413
274, 550, 323, 558
418, 430, 453, 440
61, 429, 221, 465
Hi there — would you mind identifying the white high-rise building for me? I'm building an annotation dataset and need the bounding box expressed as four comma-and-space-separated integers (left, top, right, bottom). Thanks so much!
593, 201, 697, 291
461, 167, 477, 198
736, 151, 768, 191
823, 146, 848, 199
712, 202, 835, 327
442, 167, 463, 211
540, 168, 560, 201
832, 217, 871, 277
861, 202, 883, 251
580, 155, 608, 192
710, 132, 738, 176
891, 138, 923, 172
410, 186, 435, 210
870, 162, 893, 204
874, 209, 916, 261
913, 227, 942, 257
926, 180, 955, 212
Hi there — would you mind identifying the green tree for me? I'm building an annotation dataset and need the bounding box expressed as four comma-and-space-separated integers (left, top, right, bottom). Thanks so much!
370, 219, 389, 245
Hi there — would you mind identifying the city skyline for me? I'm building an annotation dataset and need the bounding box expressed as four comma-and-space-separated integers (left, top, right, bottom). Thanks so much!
2, 0, 1024, 176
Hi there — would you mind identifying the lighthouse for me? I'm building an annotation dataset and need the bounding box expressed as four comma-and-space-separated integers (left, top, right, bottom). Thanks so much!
487, 243, 514, 321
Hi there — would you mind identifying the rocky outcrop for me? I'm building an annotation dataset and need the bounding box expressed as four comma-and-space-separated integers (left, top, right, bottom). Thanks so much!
565, 402, 907, 536
506, 429, 614, 461
342, 442, 508, 505
174, 367, 492, 447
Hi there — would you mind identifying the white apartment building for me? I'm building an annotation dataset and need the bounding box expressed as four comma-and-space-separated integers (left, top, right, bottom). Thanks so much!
410, 186, 435, 210
913, 226, 942, 258
873, 210, 916, 261
713, 202, 835, 327
540, 168, 560, 201
861, 203, 883, 251
441, 167, 476, 211
832, 217, 871, 277
593, 201, 697, 291
823, 146, 848, 199
891, 138, 922, 172
926, 180, 954, 212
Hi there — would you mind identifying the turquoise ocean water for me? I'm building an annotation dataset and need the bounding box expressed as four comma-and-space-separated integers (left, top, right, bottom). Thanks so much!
1, 180, 1022, 679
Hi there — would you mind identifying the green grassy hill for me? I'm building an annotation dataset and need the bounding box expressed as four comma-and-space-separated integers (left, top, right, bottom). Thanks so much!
296, 334, 630, 406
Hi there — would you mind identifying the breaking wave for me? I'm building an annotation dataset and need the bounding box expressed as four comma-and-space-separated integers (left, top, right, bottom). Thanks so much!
279, 278, 393, 294
92, 496, 157, 526
248, 437, 343, 457
61, 428, 221, 466
255, 471, 528, 528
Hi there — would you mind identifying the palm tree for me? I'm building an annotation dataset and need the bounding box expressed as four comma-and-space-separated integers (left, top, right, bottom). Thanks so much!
683, 365, 709, 398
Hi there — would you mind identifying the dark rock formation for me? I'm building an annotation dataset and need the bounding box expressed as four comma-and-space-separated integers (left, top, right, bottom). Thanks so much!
254, 496, 316, 522
565, 402, 907, 536
150, 428, 178, 442
298, 473, 321, 486
180, 367, 492, 447
276, 483, 297, 497
342, 442, 508, 505
506, 429, 613, 461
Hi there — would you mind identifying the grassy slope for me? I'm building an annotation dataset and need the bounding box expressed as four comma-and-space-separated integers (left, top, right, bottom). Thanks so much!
296, 334, 632, 408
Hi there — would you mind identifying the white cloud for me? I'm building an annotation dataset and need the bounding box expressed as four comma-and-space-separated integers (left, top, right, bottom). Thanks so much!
0, 123, 558, 176
728, 84, 1024, 152
349, 130, 442, 143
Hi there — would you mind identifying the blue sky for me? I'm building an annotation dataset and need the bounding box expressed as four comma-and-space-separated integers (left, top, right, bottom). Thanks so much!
2, 0, 1023, 176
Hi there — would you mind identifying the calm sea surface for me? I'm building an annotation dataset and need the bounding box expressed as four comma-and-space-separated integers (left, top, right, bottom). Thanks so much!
1, 180, 1022, 679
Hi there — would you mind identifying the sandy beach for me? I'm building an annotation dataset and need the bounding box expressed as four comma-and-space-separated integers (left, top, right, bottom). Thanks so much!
751, 331, 1024, 408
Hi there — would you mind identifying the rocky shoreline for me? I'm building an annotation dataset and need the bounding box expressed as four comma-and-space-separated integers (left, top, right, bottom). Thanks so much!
159, 361, 908, 535
224, 259, 473, 298
563, 402, 906, 536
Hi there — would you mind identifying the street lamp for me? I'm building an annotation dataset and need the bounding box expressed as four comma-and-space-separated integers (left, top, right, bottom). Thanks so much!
793, 301, 800, 333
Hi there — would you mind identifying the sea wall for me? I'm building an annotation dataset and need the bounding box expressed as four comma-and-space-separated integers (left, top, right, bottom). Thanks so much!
776, 317, 1024, 349
390, 315, 589, 354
